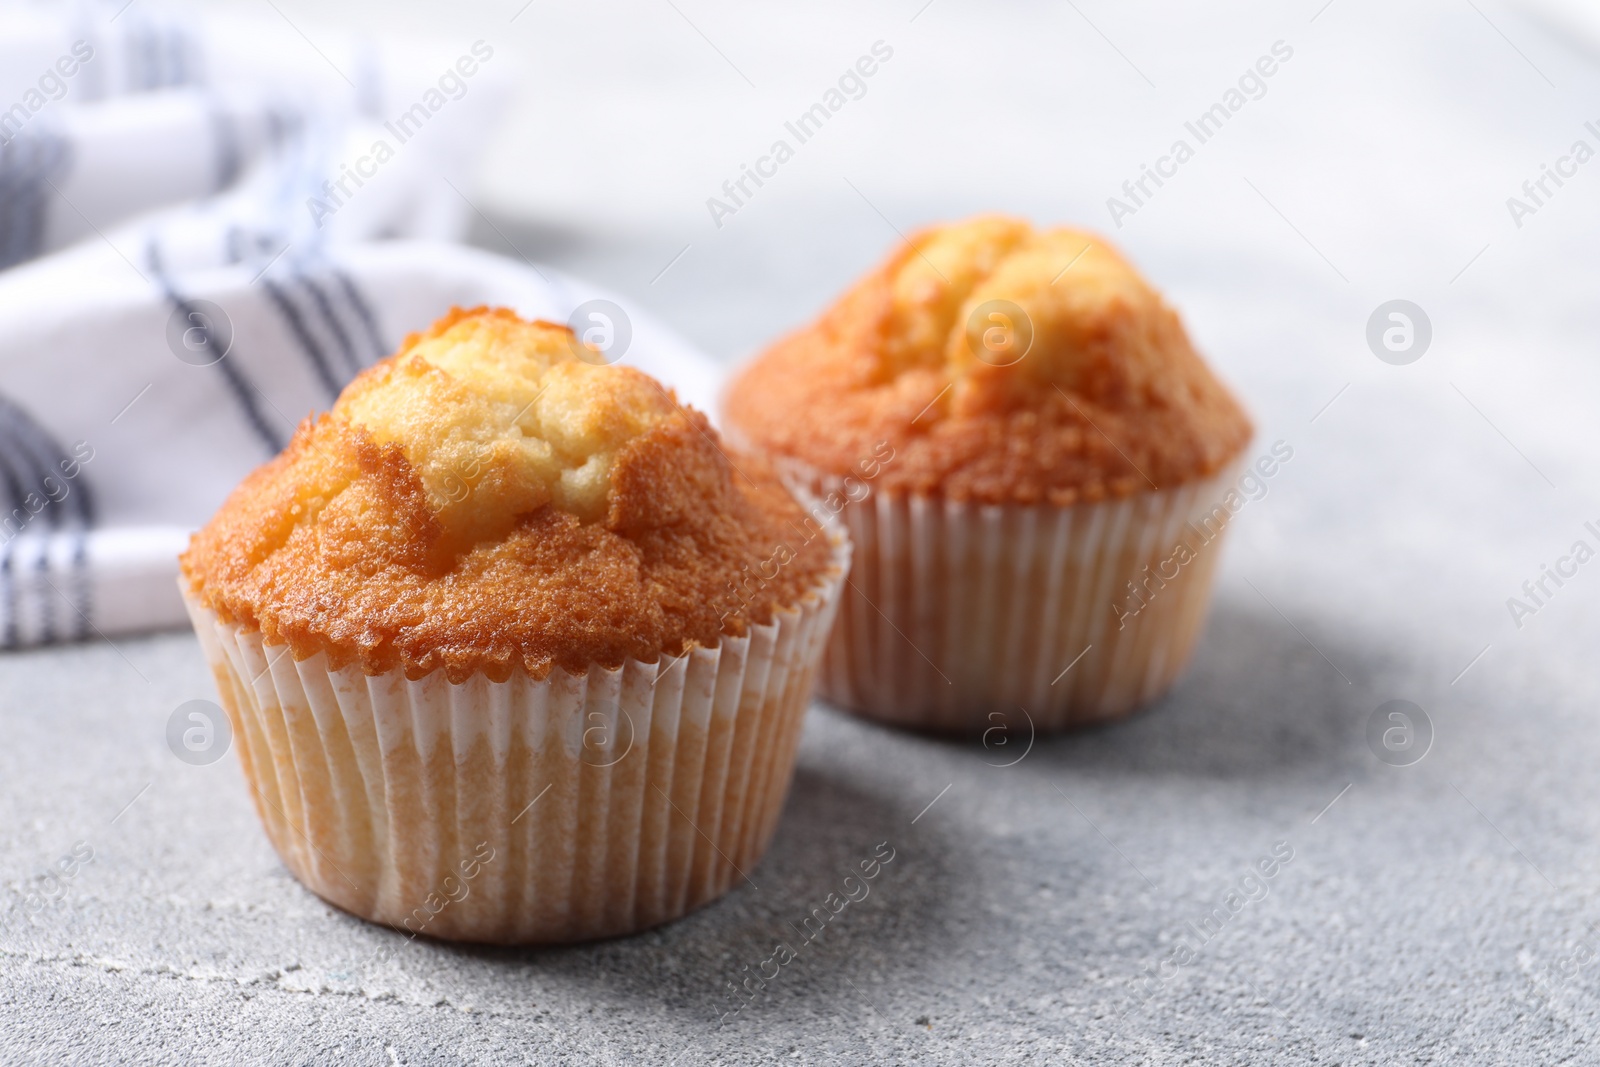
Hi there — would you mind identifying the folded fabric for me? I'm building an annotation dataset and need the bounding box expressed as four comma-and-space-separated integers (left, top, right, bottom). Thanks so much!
0, 2, 724, 649
1, 0, 508, 264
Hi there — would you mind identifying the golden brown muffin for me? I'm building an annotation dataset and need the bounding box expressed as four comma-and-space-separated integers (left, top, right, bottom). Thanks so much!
725, 215, 1252, 505
724, 217, 1253, 733
183, 306, 832, 685
179, 307, 849, 944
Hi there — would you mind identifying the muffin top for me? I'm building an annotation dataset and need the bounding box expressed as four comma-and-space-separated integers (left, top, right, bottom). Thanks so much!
182, 307, 835, 683
724, 216, 1252, 505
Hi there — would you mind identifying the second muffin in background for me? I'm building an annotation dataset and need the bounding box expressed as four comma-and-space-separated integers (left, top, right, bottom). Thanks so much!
724, 216, 1253, 732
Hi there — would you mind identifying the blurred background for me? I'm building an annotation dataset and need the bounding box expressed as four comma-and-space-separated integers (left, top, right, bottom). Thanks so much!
7, 0, 1600, 645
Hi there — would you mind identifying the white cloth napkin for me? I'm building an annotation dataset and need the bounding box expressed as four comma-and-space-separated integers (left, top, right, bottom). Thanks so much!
0, 2, 723, 649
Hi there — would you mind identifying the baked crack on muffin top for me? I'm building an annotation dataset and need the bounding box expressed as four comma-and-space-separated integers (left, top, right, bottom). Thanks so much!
724, 215, 1253, 505
182, 307, 835, 683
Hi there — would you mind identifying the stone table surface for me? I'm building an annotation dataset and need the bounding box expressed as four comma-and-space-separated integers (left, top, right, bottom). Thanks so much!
6, 0, 1600, 1063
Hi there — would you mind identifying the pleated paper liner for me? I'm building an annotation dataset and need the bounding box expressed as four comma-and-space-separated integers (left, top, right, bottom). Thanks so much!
179, 532, 848, 945
781, 457, 1247, 733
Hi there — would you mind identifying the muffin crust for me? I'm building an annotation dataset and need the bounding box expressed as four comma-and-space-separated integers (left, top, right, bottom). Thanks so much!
182, 307, 834, 683
725, 216, 1253, 505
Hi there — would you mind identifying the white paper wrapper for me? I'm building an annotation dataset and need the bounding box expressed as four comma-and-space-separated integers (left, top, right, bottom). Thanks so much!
179, 533, 847, 944
801, 459, 1247, 732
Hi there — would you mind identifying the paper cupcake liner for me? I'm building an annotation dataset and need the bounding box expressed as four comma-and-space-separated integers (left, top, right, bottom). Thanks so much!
179, 533, 848, 945
785, 458, 1247, 732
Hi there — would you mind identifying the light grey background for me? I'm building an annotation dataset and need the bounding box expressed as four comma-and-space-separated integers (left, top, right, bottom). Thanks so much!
5, 0, 1600, 1062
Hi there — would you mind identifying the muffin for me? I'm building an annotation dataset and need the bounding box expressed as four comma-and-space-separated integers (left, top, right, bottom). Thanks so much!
180, 307, 847, 943
724, 216, 1252, 732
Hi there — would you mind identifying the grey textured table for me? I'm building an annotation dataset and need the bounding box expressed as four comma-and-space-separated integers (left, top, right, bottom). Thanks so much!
5, 493, 1600, 1065
7, 0, 1600, 1062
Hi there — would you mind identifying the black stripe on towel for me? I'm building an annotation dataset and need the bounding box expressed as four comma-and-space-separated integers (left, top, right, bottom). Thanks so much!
0, 131, 74, 271
1, 419, 57, 643
209, 105, 243, 193
0, 448, 31, 649
0, 539, 14, 649
294, 271, 363, 381
147, 239, 286, 455
70, 524, 90, 641
0, 393, 99, 643
333, 267, 388, 365
0, 412, 53, 643
261, 275, 344, 401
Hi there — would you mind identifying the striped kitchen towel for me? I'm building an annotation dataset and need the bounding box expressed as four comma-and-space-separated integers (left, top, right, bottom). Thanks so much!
0, 2, 723, 649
